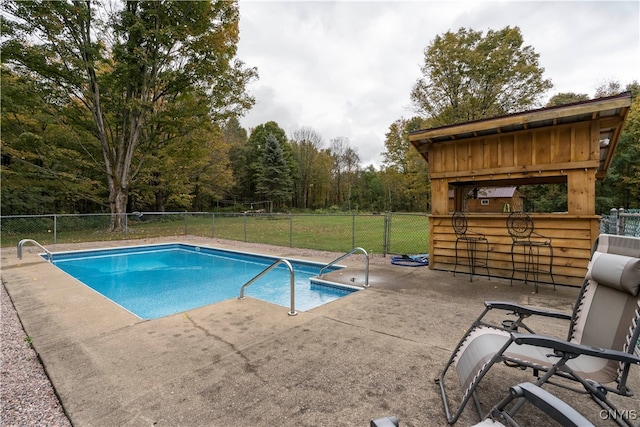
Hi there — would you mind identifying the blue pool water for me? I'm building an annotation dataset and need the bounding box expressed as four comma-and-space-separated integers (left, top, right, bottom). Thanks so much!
49, 243, 354, 319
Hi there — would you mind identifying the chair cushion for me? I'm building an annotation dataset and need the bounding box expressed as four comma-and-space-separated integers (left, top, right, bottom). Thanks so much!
587, 251, 640, 296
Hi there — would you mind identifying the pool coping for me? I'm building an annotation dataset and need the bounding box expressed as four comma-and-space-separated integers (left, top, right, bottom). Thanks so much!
44, 241, 353, 319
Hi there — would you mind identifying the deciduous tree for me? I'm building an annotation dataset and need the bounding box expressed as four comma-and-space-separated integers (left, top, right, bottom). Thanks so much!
290, 127, 323, 209
411, 26, 552, 126
2, 0, 256, 229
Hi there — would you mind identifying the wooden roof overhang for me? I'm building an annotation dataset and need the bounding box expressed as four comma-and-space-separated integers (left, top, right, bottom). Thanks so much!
409, 92, 632, 181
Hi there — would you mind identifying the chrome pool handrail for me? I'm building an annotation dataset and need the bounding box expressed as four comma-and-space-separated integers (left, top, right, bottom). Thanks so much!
17, 239, 52, 262
319, 247, 369, 287
238, 258, 297, 316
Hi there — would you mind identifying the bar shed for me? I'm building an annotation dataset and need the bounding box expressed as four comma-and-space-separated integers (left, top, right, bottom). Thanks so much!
409, 92, 632, 286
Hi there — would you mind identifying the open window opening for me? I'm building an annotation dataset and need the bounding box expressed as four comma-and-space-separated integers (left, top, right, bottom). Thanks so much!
448, 177, 568, 214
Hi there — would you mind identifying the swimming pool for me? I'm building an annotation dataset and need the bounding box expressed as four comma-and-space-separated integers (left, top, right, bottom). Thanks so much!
48, 243, 355, 319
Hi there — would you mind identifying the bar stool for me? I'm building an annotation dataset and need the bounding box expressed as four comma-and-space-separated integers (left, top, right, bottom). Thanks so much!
506, 211, 555, 292
452, 212, 490, 281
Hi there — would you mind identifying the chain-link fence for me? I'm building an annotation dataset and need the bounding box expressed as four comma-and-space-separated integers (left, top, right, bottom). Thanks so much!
1, 212, 430, 256
599, 208, 640, 237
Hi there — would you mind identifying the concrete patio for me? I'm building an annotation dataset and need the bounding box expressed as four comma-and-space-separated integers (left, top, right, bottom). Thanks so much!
2, 237, 638, 426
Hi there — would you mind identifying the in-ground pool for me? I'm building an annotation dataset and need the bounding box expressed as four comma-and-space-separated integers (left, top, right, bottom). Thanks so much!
48, 243, 356, 319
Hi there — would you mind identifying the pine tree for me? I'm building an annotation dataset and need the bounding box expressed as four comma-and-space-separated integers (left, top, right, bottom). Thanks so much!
256, 134, 294, 209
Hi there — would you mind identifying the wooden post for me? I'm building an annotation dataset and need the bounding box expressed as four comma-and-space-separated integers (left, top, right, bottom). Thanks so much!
567, 168, 596, 215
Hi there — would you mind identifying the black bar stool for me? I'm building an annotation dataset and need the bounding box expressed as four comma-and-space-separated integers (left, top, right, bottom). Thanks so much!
506, 211, 555, 292
452, 212, 490, 281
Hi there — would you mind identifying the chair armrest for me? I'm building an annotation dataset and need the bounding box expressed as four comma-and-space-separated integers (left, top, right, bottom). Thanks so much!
485, 301, 572, 320
511, 382, 594, 427
512, 333, 640, 365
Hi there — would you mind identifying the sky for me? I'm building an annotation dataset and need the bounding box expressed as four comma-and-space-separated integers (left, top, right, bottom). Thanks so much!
236, 1, 640, 168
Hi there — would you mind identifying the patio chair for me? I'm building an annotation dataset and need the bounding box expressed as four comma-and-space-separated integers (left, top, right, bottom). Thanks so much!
436, 233, 640, 426
452, 211, 490, 281
506, 211, 554, 292
471, 382, 594, 427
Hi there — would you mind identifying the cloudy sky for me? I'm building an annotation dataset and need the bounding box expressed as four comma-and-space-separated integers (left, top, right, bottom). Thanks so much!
236, 1, 639, 167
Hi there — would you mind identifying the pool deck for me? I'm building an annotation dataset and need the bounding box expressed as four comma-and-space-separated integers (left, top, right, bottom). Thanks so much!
2, 237, 639, 426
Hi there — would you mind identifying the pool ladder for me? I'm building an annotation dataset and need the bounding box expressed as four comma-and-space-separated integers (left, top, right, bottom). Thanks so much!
239, 259, 297, 316
17, 239, 52, 262
318, 247, 369, 287
238, 248, 369, 316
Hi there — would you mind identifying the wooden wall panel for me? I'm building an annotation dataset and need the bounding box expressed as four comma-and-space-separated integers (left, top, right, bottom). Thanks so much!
554, 127, 572, 163
515, 133, 533, 166
431, 179, 449, 215
443, 144, 455, 174
428, 213, 599, 287
471, 139, 485, 170
430, 145, 441, 173
457, 141, 470, 172
487, 136, 500, 168
567, 169, 596, 215
573, 124, 591, 161
534, 129, 551, 165
500, 135, 514, 168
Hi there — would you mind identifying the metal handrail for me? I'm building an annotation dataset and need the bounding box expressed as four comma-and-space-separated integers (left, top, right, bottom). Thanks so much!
17, 239, 52, 262
319, 247, 369, 287
238, 258, 297, 316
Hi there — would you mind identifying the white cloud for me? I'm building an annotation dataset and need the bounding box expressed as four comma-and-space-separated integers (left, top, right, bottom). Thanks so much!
237, 1, 640, 167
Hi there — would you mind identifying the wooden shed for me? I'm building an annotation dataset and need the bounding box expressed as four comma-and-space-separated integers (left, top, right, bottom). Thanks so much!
409, 92, 632, 286
448, 187, 525, 213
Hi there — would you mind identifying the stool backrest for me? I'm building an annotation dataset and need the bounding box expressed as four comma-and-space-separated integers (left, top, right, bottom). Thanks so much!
506, 211, 534, 241
452, 212, 468, 238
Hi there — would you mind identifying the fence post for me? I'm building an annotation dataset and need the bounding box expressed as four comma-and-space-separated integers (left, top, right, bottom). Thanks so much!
289, 214, 293, 248
618, 208, 625, 236
182, 213, 186, 235
383, 212, 391, 256
352, 214, 355, 249
609, 208, 618, 235
243, 213, 247, 242
53, 215, 57, 244
211, 213, 215, 238
125, 214, 128, 240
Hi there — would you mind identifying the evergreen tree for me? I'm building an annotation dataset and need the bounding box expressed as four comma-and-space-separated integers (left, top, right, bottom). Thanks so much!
255, 134, 293, 209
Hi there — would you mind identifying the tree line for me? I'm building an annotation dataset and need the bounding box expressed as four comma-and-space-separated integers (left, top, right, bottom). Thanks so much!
2, 2, 639, 229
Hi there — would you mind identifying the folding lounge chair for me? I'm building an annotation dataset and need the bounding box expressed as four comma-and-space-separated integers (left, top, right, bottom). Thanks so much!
472, 382, 594, 427
437, 234, 640, 426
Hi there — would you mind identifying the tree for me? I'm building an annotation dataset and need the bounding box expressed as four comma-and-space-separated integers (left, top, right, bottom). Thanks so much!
2, 0, 256, 229
240, 121, 288, 201
290, 127, 323, 209
255, 134, 293, 209
599, 91, 640, 211
329, 137, 360, 209
546, 92, 590, 107
1, 67, 104, 214
411, 26, 553, 126
381, 117, 431, 211
356, 165, 385, 212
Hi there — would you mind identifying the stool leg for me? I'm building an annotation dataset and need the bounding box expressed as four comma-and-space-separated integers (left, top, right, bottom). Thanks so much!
510, 242, 516, 286
548, 244, 555, 290
466, 239, 475, 282
454, 239, 459, 277
482, 238, 490, 280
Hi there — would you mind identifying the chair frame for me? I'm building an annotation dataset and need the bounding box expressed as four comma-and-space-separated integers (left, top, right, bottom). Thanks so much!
478, 382, 595, 427
506, 212, 555, 292
452, 211, 490, 282
437, 235, 640, 426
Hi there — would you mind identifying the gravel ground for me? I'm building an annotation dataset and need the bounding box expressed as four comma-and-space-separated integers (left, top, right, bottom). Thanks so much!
1, 281, 72, 427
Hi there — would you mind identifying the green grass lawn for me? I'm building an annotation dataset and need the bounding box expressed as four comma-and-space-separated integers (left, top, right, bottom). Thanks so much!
1, 213, 429, 255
